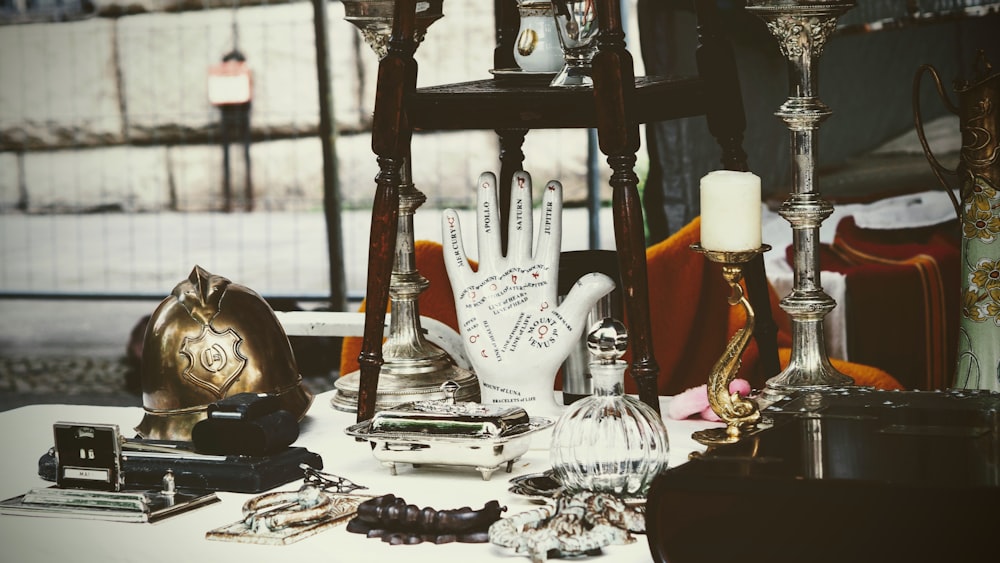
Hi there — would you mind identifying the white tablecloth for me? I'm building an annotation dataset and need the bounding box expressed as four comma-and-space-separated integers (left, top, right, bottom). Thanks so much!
0, 391, 719, 563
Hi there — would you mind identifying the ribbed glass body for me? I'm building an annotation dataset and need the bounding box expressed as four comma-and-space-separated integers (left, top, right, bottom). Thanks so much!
550, 360, 670, 498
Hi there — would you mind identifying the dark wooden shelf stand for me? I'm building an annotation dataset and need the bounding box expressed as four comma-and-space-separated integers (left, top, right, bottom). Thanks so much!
354, 0, 779, 421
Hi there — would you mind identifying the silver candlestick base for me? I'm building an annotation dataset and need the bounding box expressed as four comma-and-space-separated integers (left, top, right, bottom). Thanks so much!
331, 162, 480, 413
746, 0, 855, 401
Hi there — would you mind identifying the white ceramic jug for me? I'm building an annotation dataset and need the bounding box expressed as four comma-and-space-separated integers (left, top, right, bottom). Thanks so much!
513, 1, 564, 72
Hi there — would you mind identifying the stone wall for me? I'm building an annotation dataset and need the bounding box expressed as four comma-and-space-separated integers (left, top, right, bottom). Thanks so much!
0, 0, 595, 213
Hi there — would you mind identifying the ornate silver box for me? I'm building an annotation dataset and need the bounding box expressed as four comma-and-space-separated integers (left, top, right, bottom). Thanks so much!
345, 398, 553, 480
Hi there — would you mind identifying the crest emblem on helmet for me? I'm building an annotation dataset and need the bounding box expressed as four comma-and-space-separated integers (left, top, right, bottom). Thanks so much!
179, 326, 247, 398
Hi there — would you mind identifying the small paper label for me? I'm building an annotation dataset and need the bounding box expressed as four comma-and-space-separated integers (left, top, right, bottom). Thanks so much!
62, 466, 111, 482
208, 61, 252, 106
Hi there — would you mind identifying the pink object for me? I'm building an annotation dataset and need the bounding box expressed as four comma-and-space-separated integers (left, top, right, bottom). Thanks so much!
666, 379, 751, 421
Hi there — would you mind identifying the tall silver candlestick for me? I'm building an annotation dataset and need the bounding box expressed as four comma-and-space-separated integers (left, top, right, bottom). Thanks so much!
333, 0, 480, 412
746, 0, 854, 399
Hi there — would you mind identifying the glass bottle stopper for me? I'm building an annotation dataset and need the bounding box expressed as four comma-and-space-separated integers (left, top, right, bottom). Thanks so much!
586, 318, 628, 365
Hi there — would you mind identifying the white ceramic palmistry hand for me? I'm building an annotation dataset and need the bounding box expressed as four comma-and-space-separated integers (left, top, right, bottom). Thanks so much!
442, 171, 615, 419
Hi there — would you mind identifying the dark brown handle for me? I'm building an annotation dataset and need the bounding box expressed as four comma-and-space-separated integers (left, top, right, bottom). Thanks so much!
912, 64, 962, 219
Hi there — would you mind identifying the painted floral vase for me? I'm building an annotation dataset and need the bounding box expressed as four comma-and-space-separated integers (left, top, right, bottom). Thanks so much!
955, 177, 1000, 391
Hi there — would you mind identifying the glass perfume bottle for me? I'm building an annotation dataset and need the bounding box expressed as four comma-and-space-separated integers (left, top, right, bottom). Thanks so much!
550, 318, 670, 499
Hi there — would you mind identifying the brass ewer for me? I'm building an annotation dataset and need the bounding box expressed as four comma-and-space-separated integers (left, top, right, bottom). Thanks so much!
914, 50, 1000, 391
914, 50, 1000, 218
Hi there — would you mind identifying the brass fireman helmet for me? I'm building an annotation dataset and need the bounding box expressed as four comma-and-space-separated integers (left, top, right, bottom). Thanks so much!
135, 265, 314, 440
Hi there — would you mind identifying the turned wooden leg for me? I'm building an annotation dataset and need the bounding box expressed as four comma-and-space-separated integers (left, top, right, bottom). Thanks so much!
591, 0, 660, 412
609, 153, 661, 413
360, 0, 418, 421
494, 0, 519, 71
357, 156, 401, 422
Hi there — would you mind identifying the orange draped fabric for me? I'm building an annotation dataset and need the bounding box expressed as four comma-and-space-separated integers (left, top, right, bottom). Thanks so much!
340, 219, 903, 394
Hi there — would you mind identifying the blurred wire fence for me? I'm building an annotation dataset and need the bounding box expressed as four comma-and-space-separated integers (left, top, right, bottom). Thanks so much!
1, 0, 604, 304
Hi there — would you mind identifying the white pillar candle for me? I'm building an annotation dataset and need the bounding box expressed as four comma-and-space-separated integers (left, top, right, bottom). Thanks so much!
699, 170, 762, 252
